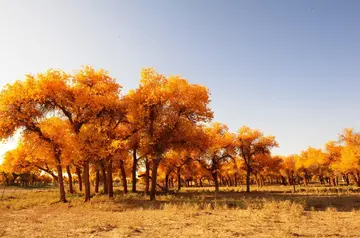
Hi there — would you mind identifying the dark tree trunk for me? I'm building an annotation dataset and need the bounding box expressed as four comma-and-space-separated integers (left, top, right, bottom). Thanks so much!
344, 174, 350, 186
83, 162, 91, 202
145, 158, 150, 195
212, 171, 219, 192
331, 177, 336, 187
165, 172, 170, 193
101, 162, 108, 194
150, 159, 160, 200
303, 175, 308, 186
350, 173, 360, 187
76, 166, 82, 192
57, 164, 67, 202
246, 167, 251, 193
280, 176, 286, 185
66, 165, 73, 194
177, 167, 181, 191
293, 182, 296, 193
107, 158, 114, 198
120, 159, 127, 194
95, 168, 100, 193
131, 148, 138, 193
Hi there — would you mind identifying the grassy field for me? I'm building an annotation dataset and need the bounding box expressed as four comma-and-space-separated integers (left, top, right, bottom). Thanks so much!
1, 185, 360, 237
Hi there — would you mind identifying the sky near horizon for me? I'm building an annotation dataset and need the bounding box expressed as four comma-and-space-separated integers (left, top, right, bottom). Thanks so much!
1, 0, 360, 163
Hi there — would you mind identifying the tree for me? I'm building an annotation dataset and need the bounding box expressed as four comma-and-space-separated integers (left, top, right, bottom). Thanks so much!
196, 123, 235, 192
127, 69, 213, 200
236, 126, 278, 193
161, 148, 193, 192
252, 154, 282, 187
296, 147, 327, 185
35, 66, 125, 201
0, 76, 74, 202
333, 129, 360, 186
280, 155, 297, 191
325, 141, 342, 186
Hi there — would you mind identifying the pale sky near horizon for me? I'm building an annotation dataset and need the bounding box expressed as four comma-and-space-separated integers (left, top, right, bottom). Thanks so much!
1, 1, 360, 163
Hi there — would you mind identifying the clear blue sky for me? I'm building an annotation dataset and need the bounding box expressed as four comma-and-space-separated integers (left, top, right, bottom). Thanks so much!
1, 0, 360, 161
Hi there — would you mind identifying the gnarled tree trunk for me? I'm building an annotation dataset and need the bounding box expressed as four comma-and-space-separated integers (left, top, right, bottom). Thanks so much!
177, 167, 182, 191
145, 158, 150, 195
131, 148, 138, 193
66, 165, 73, 194
83, 161, 91, 202
246, 168, 251, 193
57, 163, 67, 203
165, 172, 170, 193
101, 162, 108, 194
107, 158, 114, 198
76, 166, 82, 192
150, 159, 160, 200
120, 159, 127, 194
211, 169, 220, 192
350, 172, 360, 187
95, 168, 99, 193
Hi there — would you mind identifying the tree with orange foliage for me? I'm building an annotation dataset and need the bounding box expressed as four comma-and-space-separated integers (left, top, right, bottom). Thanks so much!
161, 148, 193, 192
36, 67, 125, 201
236, 126, 278, 193
0, 75, 74, 202
296, 147, 327, 185
325, 141, 342, 186
251, 154, 283, 187
332, 129, 360, 187
280, 155, 297, 191
0, 66, 125, 202
196, 123, 235, 192
127, 69, 213, 200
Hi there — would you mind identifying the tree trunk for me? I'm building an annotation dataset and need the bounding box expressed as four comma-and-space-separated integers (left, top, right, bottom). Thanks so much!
212, 171, 219, 192
345, 174, 350, 186
83, 162, 91, 202
246, 167, 251, 193
131, 148, 138, 193
95, 168, 99, 193
165, 172, 170, 193
119, 159, 127, 194
177, 167, 182, 191
280, 176, 286, 185
150, 159, 160, 200
101, 163, 108, 194
76, 166, 82, 192
66, 165, 73, 194
107, 158, 114, 198
331, 177, 336, 187
350, 172, 360, 187
145, 158, 150, 195
57, 164, 67, 202
303, 175, 308, 186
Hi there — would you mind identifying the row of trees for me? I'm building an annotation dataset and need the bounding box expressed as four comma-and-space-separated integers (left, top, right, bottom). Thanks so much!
0, 67, 359, 203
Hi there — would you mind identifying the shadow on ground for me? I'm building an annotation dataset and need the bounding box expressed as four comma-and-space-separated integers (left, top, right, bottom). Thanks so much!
110, 190, 360, 212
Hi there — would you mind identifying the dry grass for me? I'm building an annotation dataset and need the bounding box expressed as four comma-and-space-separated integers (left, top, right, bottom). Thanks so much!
1, 185, 360, 237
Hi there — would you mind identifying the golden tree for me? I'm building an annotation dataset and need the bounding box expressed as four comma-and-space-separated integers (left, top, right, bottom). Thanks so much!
127, 69, 213, 200
332, 129, 360, 186
236, 126, 278, 192
196, 123, 235, 192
